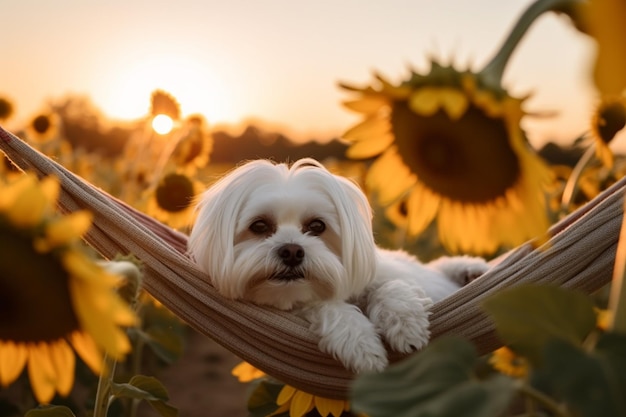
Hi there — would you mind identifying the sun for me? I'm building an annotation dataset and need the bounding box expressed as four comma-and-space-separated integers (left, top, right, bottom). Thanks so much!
151, 114, 174, 135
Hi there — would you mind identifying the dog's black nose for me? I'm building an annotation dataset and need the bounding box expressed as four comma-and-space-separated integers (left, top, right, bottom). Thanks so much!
278, 243, 305, 267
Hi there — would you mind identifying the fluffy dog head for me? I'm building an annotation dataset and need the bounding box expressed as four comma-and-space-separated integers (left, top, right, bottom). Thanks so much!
188, 158, 377, 310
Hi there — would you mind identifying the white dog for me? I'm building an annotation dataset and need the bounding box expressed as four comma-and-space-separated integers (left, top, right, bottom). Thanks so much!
188, 158, 488, 373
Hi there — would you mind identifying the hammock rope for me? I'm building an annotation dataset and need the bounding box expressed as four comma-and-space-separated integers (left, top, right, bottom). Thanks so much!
0, 125, 622, 399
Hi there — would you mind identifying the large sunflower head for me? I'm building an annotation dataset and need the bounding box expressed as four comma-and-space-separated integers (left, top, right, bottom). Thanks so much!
341, 62, 552, 255
0, 174, 137, 403
590, 95, 626, 169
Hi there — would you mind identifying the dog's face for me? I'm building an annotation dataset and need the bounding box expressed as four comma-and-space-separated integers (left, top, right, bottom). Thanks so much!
188, 159, 377, 310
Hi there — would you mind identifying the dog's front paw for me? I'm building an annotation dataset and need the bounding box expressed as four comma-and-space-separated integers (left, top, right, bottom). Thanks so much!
304, 302, 389, 373
367, 282, 432, 353
320, 330, 389, 373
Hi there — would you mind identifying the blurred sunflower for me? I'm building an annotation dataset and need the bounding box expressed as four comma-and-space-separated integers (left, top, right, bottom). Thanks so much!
146, 171, 202, 229
489, 346, 528, 378
170, 115, 213, 173
0, 96, 14, 121
151, 90, 180, 120
25, 113, 61, 143
232, 362, 351, 417
0, 174, 137, 403
1, 152, 22, 181
590, 95, 626, 168
232, 361, 266, 383
341, 63, 551, 254
274, 384, 350, 417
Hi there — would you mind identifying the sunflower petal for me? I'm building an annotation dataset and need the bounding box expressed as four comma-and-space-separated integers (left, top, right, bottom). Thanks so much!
231, 361, 265, 382
69, 331, 102, 374
0, 341, 28, 386
440, 87, 469, 120
406, 183, 439, 236
277, 385, 296, 406
290, 390, 314, 417
48, 340, 75, 396
28, 343, 57, 403
314, 396, 346, 417
346, 132, 394, 159
408, 87, 441, 116
342, 116, 390, 142
367, 147, 416, 204
342, 96, 388, 114
35, 211, 93, 252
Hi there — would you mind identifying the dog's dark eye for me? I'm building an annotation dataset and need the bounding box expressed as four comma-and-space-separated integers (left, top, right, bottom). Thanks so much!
306, 219, 326, 235
249, 219, 272, 235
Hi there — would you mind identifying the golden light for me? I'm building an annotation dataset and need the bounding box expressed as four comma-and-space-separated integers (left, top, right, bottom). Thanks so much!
152, 114, 174, 135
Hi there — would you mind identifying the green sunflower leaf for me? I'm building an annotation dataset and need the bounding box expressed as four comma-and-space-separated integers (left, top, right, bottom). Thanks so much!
532, 333, 626, 417
482, 284, 596, 364
25, 405, 76, 417
111, 375, 178, 417
351, 337, 515, 417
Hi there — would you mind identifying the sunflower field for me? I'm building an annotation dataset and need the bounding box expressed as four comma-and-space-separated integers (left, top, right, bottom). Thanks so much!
1, 0, 626, 416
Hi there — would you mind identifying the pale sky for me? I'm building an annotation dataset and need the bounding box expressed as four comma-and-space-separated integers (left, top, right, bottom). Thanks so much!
1, 0, 598, 146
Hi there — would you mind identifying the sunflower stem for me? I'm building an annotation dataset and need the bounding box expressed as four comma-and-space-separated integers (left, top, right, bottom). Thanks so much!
93, 354, 118, 417
516, 380, 572, 417
560, 144, 596, 214
480, 0, 578, 88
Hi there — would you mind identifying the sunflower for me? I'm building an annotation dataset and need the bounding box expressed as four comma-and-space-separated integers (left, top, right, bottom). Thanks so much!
24, 113, 61, 143
273, 384, 351, 417
0, 96, 14, 121
231, 361, 267, 383
489, 346, 529, 378
340, 63, 552, 255
232, 362, 352, 417
0, 174, 137, 403
146, 171, 202, 229
169, 115, 213, 173
590, 95, 626, 169
150, 90, 181, 121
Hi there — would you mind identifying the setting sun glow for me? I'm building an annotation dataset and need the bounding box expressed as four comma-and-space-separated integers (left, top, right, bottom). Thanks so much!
152, 114, 174, 135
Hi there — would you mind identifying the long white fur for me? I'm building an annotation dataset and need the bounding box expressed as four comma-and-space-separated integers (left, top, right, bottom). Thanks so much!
188, 158, 489, 373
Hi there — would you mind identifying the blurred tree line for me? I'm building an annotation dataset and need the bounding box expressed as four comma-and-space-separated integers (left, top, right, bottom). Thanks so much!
12, 94, 589, 167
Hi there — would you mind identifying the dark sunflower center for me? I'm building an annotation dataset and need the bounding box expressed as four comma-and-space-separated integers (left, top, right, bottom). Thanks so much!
391, 101, 521, 203
0, 224, 79, 343
597, 102, 626, 144
155, 173, 194, 213
32, 115, 51, 134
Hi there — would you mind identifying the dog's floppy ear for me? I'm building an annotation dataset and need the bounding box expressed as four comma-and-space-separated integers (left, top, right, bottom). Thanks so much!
188, 160, 278, 281
332, 174, 378, 290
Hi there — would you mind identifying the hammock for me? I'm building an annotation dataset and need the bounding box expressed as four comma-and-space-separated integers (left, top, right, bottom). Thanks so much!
0, 125, 622, 399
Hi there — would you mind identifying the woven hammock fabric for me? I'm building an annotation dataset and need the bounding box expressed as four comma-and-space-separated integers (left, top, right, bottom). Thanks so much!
0, 125, 622, 399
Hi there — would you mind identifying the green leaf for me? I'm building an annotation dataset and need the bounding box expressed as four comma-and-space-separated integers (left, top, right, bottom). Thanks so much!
112, 376, 178, 417
247, 380, 283, 417
110, 376, 169, 402
351, 337, 515, 417
482, 284, 596, 363
532, 333, 626, 417
25, 405, 76, 417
